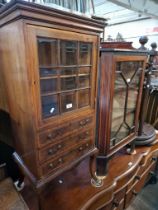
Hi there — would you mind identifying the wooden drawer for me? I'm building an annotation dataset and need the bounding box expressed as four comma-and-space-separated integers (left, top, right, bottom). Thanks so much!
124, 160, 156, 209
138, 155, 157, 176
41, 141, 94, 176
38, 116, 93, 148
115, 164, 139, 191
113, 188, 126, 207
38, 129, 93, 163
112, 199, 124, 210
99, 202, 113, 210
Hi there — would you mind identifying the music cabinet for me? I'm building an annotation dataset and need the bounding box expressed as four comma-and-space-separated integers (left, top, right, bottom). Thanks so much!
0, 0, 105, 186
97, 47, 147, 174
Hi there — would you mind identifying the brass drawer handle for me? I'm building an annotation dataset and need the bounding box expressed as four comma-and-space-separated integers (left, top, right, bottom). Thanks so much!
135, 175, 141, 180
79, 119, 90, 127
113, 200, 119, 207
132, 190, 138, 196
78, 146, 83, 151
85, 143, 89, 147
48, 149, 53, 155
58, 158, 63, 163
49, 163, 54, 168
47, 131, 61, 140
85, 131, 89, 135
57, 144, 62, 149
152, 157, 157, 161
47, 133, 52, 140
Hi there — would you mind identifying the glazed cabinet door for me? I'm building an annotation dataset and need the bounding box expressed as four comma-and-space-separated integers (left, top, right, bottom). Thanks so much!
110, 57, 145, 149
26, 25, 98, 128
98, 52, 146, 156
25, 25, 99, 177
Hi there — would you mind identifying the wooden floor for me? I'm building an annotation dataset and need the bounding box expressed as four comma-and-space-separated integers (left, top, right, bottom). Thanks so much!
127, 180, 158, 210
21, 178, 158, 210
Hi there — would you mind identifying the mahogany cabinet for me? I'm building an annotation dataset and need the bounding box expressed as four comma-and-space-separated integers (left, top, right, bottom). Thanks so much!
0, 0, 105, 184
97, 48, 147, 174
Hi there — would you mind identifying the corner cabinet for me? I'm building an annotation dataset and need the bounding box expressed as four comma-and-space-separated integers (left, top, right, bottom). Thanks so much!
98, 49, 147, 160
0, 0, 105, 183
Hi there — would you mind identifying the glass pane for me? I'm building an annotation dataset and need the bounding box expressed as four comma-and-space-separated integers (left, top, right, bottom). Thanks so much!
127, 88, 138, 110
40, 78, 58, 94
40, 68, 58, 77
79, 42, 92, 65
79, 75, 90, 88
126, 112, 135, 128
79, 67, 90, 75
110, 61, 143, 147
38, 38, 57, 66
114, 71, 127, 90
61, 68, 77, 76
116, 124, 130, 141
111, 117, 123, 139
41, 95, 59, 118
78, 89, 90, 108
61, 77, 77, 91
118, 61, 143, 85
61, 92, 76, 113
60, 41, 77, 65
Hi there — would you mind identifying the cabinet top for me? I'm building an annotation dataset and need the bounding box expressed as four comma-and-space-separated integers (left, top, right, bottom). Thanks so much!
0, 0, 106, 33
100, 48, 148, 56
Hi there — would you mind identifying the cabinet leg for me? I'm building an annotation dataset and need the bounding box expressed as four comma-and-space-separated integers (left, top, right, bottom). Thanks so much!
36, 189, 44, 210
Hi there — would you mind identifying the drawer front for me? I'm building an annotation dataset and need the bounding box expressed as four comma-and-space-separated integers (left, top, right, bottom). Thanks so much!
38, 116, 93, 148
112, 199, 124, 210
99, 202, 113, 210
41, 141, 94, 176
138, 155, 157, 176
113, 188, 126, 206
125, 161, 156, 209
116, 164, 139, 191
38, 129, 93, 163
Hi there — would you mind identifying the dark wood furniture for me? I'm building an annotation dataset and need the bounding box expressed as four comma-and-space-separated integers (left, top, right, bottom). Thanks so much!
20, 136, 158, 210
0, 0, 105, 187
97, 48, 147, 175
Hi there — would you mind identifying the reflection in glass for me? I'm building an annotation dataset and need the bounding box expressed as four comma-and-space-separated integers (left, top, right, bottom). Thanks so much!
40, 68, 58, 77
78, 89, 90, 108
61, 77, 76, 90
40, 78, 58, 94
79, 67, 90, 75
60, 41, 77, 65
79, 42, 92, 65
38, 38, 58, 66
126, 112, 135, 128
79, 75, 90, 88
41, 95, 59, 118
61, 92, 76, 113
61, 68, 77, 75
127, 88, 138, 110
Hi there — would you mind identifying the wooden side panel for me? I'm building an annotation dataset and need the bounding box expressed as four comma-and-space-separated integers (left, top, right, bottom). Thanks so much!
0, 65, 8, 112
0, 20, 39, 177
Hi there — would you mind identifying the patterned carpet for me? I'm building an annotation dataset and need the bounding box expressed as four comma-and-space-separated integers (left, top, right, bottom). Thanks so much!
127, 180, 158, 210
